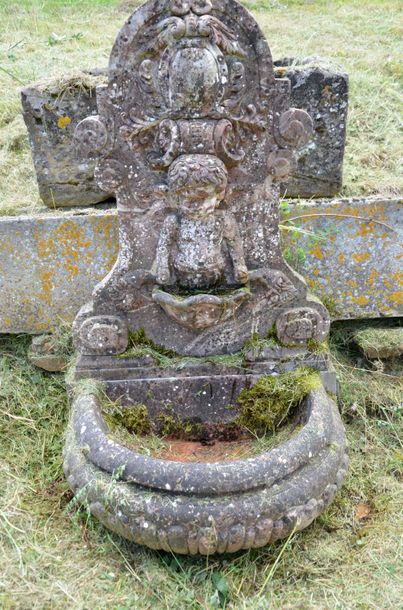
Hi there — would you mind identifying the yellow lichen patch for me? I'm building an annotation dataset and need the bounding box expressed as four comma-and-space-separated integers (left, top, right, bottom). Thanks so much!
57, 116, 72, 129
310, 244, 324, 260
366, 269, 379, 287
338, 253, 345, 264
387, 291, 403, 306
313, 267, 320, 276
352, 295, 369, 306
347, 279, 358, 288
352, 252, 370, 263
357, 222, 376, 236
392, 271, 403, 285
39, 270, 54, 305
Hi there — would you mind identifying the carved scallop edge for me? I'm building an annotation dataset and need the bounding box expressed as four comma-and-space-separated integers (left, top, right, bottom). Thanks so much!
63, 385, 348, 554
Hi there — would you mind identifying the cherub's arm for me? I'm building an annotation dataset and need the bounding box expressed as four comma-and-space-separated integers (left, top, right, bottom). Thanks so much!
155, 213, 177, 285
223, 213, 248, 284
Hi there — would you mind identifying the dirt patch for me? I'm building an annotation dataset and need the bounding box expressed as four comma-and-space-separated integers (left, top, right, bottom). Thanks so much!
158, 438, 254, 463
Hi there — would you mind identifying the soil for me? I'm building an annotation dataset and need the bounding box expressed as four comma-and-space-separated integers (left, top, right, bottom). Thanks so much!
157, 438, 256, 463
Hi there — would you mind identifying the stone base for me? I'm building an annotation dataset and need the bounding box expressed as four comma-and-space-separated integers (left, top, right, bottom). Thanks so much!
74, 352, 337, 426
64, 378, 347, 554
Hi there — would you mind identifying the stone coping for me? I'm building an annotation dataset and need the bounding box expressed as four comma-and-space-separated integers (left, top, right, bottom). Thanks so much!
0, 197, 401, 335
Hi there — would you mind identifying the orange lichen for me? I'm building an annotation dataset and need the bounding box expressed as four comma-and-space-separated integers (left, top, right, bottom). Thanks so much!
357, 222, 376, 236
352, 252, 370, 263
310, 244, 324, 260
352, 295, 369, 306
387, 292, 403, 306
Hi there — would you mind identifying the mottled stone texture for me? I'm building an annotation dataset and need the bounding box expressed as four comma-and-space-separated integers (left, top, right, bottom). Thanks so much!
63, 384, 348, 554
70, 0, 331, 358
21, 59, 348, 207
21, 71, 111, 207
275, 58, 348, 198
0, 198, 400, 335
57, 0, 350, 554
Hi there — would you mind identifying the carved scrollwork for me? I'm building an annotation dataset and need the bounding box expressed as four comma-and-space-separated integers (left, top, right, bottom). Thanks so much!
94, 159, 125, 192
278, 108, 313, 149
214, 119, 245, 166
156, 10, 245, 57
77, 315, 128, 355
151, 119, 180, 168
74, 116, 108, 156
276, 307, 330, 346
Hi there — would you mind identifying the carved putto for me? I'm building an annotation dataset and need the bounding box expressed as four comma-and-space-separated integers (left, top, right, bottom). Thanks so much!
73, 0, 328, 357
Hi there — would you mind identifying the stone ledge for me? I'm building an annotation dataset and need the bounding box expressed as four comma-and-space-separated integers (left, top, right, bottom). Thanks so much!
0, 197, 401, 335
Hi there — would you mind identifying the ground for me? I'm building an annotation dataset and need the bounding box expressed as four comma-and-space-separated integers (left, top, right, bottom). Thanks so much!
0, 0, 402, 214
0, 325, 402, 609
0, 1, 402, 609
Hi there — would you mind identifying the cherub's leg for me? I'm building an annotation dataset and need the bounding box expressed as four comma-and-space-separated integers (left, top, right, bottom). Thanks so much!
224, 213, 249, 284
155, 214, 177, 285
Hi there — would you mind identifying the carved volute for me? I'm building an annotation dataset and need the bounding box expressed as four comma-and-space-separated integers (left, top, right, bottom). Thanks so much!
73, 0, 329, 357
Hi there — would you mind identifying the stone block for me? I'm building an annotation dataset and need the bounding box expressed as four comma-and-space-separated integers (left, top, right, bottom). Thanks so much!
28, 334, 68, 372
0, 197, 400, 335
275, 57, 348, 198
21, 58, 348, 208
354, 327, 403, 360
21, 70, 110, 208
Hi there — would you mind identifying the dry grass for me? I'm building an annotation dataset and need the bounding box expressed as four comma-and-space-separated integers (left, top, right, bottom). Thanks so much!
0, 327, 402, 609
0, 0, 402, 213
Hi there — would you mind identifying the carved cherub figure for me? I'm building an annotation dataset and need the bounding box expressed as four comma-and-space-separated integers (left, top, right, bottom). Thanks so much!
155, 154, 248, 289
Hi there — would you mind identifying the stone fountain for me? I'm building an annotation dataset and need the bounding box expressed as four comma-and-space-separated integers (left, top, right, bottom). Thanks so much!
64, 0, 348, 554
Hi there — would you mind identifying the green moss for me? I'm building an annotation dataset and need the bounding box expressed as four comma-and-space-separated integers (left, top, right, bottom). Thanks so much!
321, 294, 343, 318
236, 366, 321, 434
103, 402, 151, 436
306, 339, 329, 354
354, 327, 403, 359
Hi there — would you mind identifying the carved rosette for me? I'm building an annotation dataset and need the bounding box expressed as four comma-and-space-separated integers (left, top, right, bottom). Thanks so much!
276, 307, 330, 347
76, 315, 128, 355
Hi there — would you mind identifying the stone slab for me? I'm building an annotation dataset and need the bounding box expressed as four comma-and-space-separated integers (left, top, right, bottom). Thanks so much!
353, 327, 403, 360
21, 70, 111, 207
275, 58, 348, 198
21, 57, 347, 208
0, 197, 401, 335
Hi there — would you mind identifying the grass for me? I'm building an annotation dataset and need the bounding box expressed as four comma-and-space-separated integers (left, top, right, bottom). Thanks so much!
0, 325, 402, 609
0, 0, 402, 213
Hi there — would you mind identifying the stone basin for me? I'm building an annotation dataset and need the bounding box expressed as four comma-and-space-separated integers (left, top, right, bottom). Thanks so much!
64, 382, 347, 555
152, 287, 251, 330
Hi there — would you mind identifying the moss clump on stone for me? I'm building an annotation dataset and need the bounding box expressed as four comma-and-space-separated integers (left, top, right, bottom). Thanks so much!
354, 327, 403, 360
306, 339, 329, 353
104, 402, 151, 436
35, 70, 107, 97
236, 366, 321, 434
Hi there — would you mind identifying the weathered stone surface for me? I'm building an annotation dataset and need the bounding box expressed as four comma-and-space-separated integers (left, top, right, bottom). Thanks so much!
275, 57, 348, 198
21, 70, 111, 207
71, 0, 331, 358
60, 0, 347, 554
0, 197, 400, 335
354, 327, 403, 360
63, 383, 348, 554
28, 334, 68, 372
22, 58, 347, 206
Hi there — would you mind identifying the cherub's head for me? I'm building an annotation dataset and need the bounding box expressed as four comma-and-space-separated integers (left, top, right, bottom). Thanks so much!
168, 154, 228, 219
